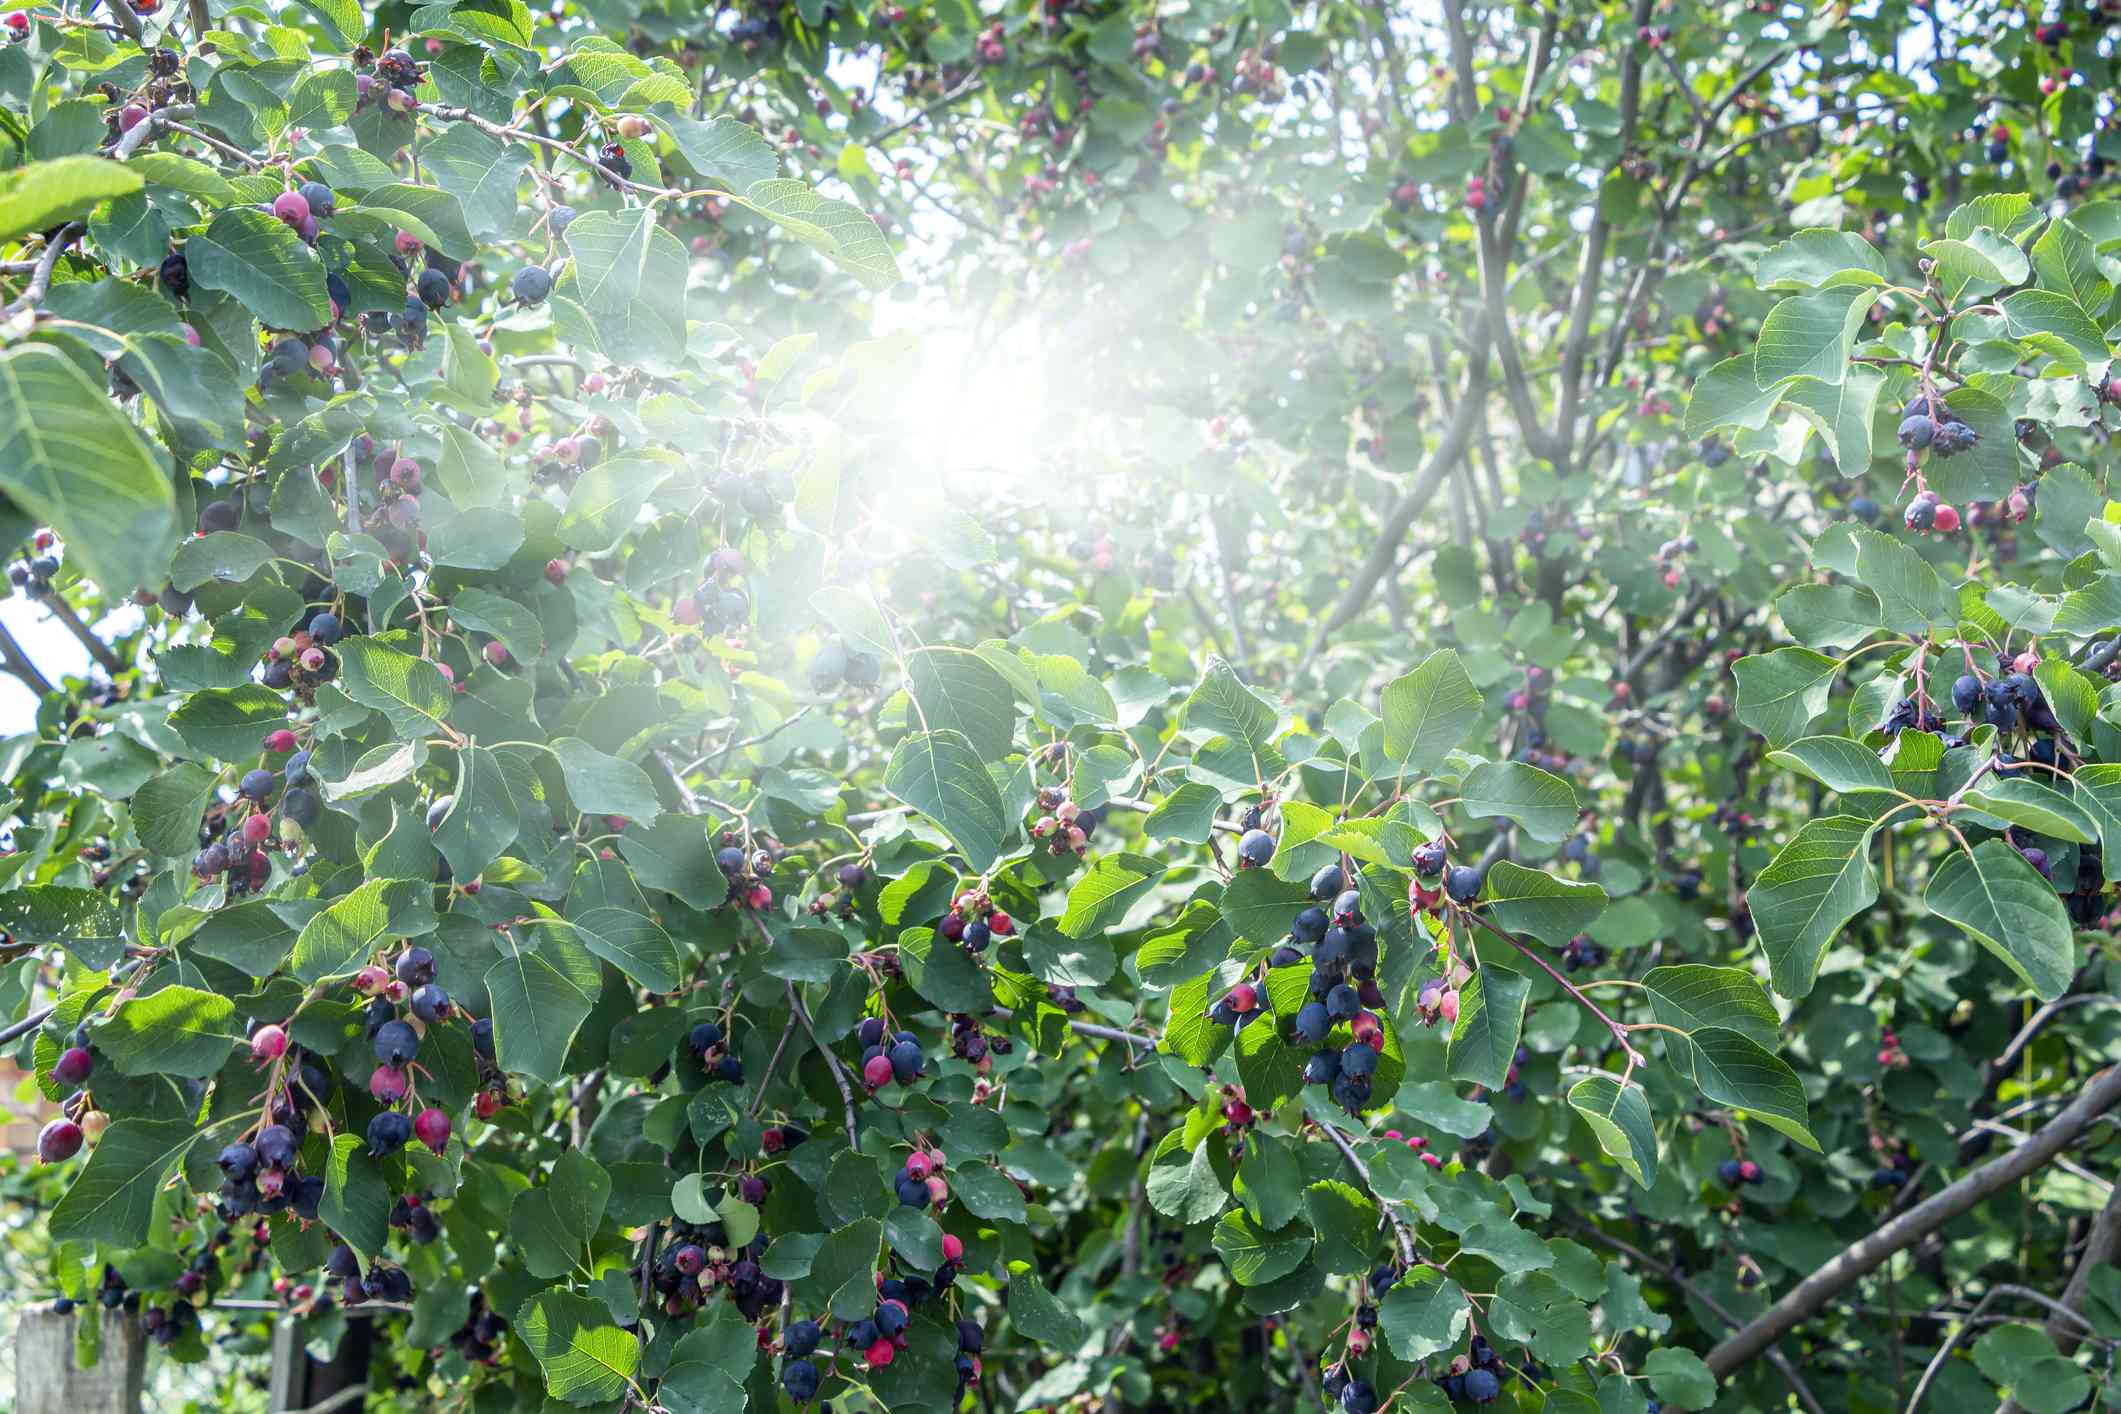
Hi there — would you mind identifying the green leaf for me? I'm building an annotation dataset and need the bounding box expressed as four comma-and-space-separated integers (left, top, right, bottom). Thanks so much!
1754, 228, 1889, 290
1754, 287, 1879, 386
518, 1289, 639, 1404
419, 122, 531, 240
662, 112, 780, 191
0, 154, 142, 239
565, 906, 679, 994
446, 588, 543, 665
1775, 583, 1881, 651
731, 177, 901, 291
882, 729, 1008, 871
131, 764, 219, 858
1687, 1027, 1818, 1150
484, 930, 603, 1082
49, 1118, 197, 1248
1379, 650, 1484, 774
1447, 965, 1532, 1089
551, 737, 663, 826
1303, 1180, 1379, 1275
1183, 656, 1279, 755
558, 454, 674, 554
1644, 1347, 1717, 1411
1211, 1207, 1312, 1286
908, 646, 1015, 759
511, 1150, 611, 1279
318, 1132, 389, 1257
336, 639, 454, 736
1732, 648, 1839, 747
1924, 841, 2075, 1000
1683, 353, 1783, 435
432, 746, 524, 882
1377, 1269, 1471, 1361
1479, 862, 1605, 946
291, 878, 430, 982
0, 342, 177, 594
1964, 777, 2098, 844
1458, 761, 1578, 843
1566, 1075, 1659, 1189
2003, 288, 2108, 366
1854, 528, 1956, 637
187, 206, 332, 329
0, 886, 127, 969
1746, 814, 1877, 998
1642, 965, 1781, 1051
1059, 852, 1164, 937
1007, 1268, 1086, 1348
97, 986, 236, 1078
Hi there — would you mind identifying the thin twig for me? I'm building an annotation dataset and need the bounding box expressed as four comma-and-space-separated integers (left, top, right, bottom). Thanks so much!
786, 981, 858, 1147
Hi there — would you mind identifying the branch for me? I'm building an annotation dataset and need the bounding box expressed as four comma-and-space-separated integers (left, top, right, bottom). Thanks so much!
47, 595, 122, 676
1302, 357, 1490, 666
1705, 1061, 2121, 1378
785, 981, 859, 1147
1994, 1181, 2121, 1414
0, 616, 56, 696
1459, 904, 1644, 1066
1310, 1111, 1419, 1269
3, 223, 83, 317
0, 1002, 55, 1046
1563, 1214, 1825, 1414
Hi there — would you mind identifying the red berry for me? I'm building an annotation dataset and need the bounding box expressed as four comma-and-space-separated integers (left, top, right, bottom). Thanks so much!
986, 910, 1014, 935
474, 1090, 502, 1119
544, 558, 569, 586
369, 1064, 410, 1102
1932, 503, 1962, 533
271, 191, 310, 225
414, 1107, 450, 1152
905, 1151, 932, 1180
863, 1054, 894, 1087
866, 1337, 895, 1367
941, 1233, 964, 1261
1227, 983, 1257, 1013
264, 728, 297, 752
242, 813, 272, 844
3, 13, 28, 31
483, 641, 509, 667
250, 1024, 288, 1062
53, 1045, 93, 1087
38, 1118, 82, 1163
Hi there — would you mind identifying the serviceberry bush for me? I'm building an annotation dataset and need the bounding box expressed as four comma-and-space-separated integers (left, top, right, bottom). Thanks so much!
0, 0, 2119, 1410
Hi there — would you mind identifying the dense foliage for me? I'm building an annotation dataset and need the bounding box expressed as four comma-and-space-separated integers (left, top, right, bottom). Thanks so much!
2, 0, 2121, 1410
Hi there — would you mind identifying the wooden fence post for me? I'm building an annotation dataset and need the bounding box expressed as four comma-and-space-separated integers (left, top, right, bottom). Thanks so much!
14, 1306, 147, 1414
267, 1313, 370, 1413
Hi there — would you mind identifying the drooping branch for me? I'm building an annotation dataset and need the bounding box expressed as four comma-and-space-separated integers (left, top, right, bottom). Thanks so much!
1706, 1061, 2121, 1378
1993, 1180, 2121, 1414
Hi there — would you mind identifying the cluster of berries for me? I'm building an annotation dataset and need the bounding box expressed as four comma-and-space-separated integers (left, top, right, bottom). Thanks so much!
974, 20, 1006, 63
353, 948, 453, 1158
325, 1242, 414, 1305
807, 636, 884, 692
937, 888, 1014, 954
654, 1225, 780, 1321
352, 46, 423, 117
1410, 838, 1482, 911
859, 1015, 930, 1093
716, 841, 777, 911
892, 1145, 950, 1210
6, 528, 60, 598
38, 1028, 109, 1163
1717, 1157, 1764, 1187
1558, 933, 1606, 972
259, 608, 345, 698
1284, 865, 1391, 1114
448, 1289, 509, 1364
1653, 533, 1697, 589
1433, 1334, 1517, 1403
686, 1017, 745, 1084
1029, 786, 1102, 854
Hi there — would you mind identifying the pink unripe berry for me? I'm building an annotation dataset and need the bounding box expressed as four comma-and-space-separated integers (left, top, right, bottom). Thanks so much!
863, 1054, 894, 1087
3, 12, 27, 31
394, 229, 422, 255
414, 1107, 450, 1152
941, 1233, 963, 1262
905, 1151, 932, 1180
369, 1064, 410, 1102
353, 965, 388, 994
1227, 983, 1257, 1013
1438, 988, 1460, 1023
251, 1023, 288, 1062
241, 813, 271, 844
672, 595, 703, 625
925, 1175, 948, 1204
434, 662, 455, 684
271, 190, 310, 225
80, 1109, 108, 1143
582, 372, 606, 394
483, 641, 509, 666
866, 1337, 895, 1367
300, 647, 325, 671
265, 728, 297, 752
119, 102, 149, 132
1932, 503, 1961, 533
746, 883, 772, 909
424, 35, 443, 52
